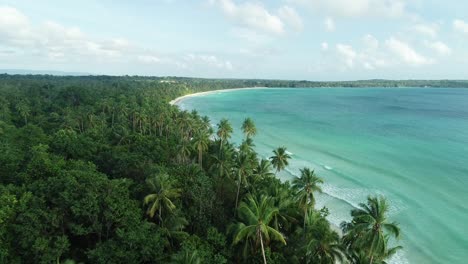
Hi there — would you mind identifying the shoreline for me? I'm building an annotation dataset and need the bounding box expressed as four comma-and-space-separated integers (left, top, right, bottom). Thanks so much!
169, 87, 268, 106
170, 86, 345, 237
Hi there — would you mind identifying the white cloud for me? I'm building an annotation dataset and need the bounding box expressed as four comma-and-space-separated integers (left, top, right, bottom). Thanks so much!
453, 19, 468, 34
325, 35, 439, 72
185, 54, 234, 70
411, 23, 438, 38
321, 42, 329, 51
385, 37, 433, 66
138, 55, 161, 63
424, 41, 451, 56
362, 34, 379, 50
277, 6, 303, 31
0, 6, 236, 73
324, 17, 335, 32
336, 44, 357, 68
210, 0, 284, 35
289, 0, 407, 18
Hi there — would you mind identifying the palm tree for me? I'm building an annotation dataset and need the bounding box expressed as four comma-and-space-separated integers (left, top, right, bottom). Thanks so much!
210, 145, 235, 197
233, 194, 287, 264
216, 118, 233, 150
192, 130, 210, 166
210, 145, 234, 180
234, 153, 254, 209
160, 211, 189, 249
241, 117, 257, 139
143, 174, 181, 226
253, 159, 275, 180
171, 249, 201, 264
201, 115, 211, 130
16, 100, 30, 125
303, 210, 345, 264
341, 196, 401, 264
239, 137, 255, 155
293, 168, 323, 229
176, 138, 191, 164
270, 147, 291, 173
264, 180, 298, 233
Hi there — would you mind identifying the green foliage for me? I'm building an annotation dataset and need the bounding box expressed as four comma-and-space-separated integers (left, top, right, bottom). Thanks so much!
270, 147, 291, 173
0, 75, 403, 263
341, 196, 402, 264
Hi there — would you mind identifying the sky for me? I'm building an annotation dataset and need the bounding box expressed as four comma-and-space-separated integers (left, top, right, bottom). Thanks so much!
0, 0, 467, 80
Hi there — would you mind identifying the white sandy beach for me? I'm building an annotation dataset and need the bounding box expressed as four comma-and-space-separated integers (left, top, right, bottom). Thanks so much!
169, 87, 267, 106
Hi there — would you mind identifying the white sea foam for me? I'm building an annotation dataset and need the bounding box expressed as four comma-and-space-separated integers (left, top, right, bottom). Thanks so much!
388, 250, 410, 264
285, 150, 293, 156
323, 165, 333, 170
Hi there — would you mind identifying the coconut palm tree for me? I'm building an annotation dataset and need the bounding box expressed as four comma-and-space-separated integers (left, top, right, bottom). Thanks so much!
201, 115, 211, 130
253, 159, 275, 180
216, 118, 233, 150
16, 100, 30, 125
177, 138, 191, 164
303, 210, 345, 264
210, 145, 234, 180
143, 174, 181, 226
270, 147, 291, 173
233, 194, 287, 264
241, 117, 257, 139
293, 168, 324, 229
264, 180, 298, 233
239, 137, 255, 155
341, 196, 401, 264
234, 153, 254, 209
192, 129, 210, 166
160, 210, 189, 249
171, 249, 201, 264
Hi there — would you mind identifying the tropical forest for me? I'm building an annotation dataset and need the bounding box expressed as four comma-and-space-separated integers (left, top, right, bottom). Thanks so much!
0, 75, 402, 263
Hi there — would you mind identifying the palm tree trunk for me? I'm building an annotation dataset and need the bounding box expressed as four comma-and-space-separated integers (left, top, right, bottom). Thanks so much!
259, 230, 267, 264
159, 206, 163, 226
198, 148, 202, 166
370, 255, 374, 264
235, 177, 241, 209
303, 208, 307, 231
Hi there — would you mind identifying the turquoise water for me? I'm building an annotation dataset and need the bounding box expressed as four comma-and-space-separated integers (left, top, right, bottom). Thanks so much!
178, 88, 468, 264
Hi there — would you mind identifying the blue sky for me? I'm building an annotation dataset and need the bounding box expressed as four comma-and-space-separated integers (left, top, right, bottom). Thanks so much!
0, 0, 467, 80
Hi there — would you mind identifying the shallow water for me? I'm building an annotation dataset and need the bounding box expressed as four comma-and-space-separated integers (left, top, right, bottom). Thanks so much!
178, 87, 468, 264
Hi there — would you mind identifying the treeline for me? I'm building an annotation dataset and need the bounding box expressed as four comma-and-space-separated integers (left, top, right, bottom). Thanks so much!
2, 73, 468, 89
0, 75, 401, 263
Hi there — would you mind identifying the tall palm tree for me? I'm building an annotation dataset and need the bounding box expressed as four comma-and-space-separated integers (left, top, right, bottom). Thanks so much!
241, 117, 257, 139
264, 180, 298, 233
293, 168, 323, 229
171, 249, 201, 264
210, 145, 235, 197
210, 145, 234, 181
216, 118, 233, 150
16, 100, 30, 125
192, 130, 210, 166
341, 196, 401, 264
303, 210, 345, 264
160, 211, 189, 249
253, 159, 275, 181
234, 153, 254, 209
143, 174, 181, 226
201, 115, 211, 129
270, 147, 291, 173
233, 194, 287, 264
176, 138, 191, 164
239, 137, 255, 155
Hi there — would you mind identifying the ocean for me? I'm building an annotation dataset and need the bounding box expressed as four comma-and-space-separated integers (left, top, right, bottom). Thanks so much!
177, 87, 468, 264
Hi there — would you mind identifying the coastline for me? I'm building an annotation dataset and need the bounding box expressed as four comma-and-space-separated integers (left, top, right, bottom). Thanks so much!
170, 86, 345, 237
169, 87, 268, 106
